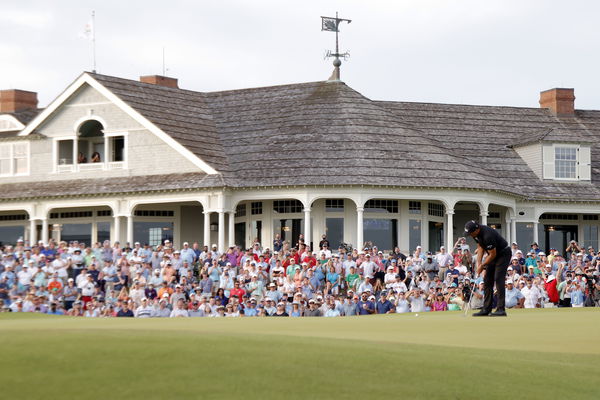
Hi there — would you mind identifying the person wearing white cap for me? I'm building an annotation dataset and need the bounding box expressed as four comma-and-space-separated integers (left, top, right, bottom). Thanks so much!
504, 281, 524, 309
134, 298, 154, 318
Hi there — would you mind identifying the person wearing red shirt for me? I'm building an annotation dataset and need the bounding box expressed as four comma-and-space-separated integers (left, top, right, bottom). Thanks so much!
229, 280, 246, 301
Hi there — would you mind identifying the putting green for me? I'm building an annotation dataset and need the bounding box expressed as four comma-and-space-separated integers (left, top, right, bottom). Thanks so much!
1, 308, 599, 399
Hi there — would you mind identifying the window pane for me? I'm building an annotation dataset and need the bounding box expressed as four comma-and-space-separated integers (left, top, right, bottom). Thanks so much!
61, 223, 92, 246
58, 140, 74, 164
14, 157, 27, 174
364, 219, 393, 251
0, 159, 10, 174
0, 226, 25, 246
97, 221, 111, 244
134, 222, 173, 246
583, 225, 598, 250
516, 222, 533, 249
325, 218, 344, 249
409, 219, 421, 252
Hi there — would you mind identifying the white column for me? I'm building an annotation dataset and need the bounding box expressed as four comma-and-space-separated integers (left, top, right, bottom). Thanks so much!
29, 219, 37, 245
228, 211, 235, 247
533, 221, 539, 245
72, 138, 78, 168
446, 210, 454, 249
126, 214, 133, 246
41, 218, 49, 245
218, 210, 225, 252
480, 212, 488, 226
114, 215, 121, 243
505, 213, 512, 243
304, 208, 312, 250
511, 218, 517, 245
356, 207, 364, 250
203, 211, 211, 248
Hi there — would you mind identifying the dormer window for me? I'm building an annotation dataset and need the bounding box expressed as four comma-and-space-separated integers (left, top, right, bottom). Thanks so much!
554, 147, 577, 179
53, 118, 127, 173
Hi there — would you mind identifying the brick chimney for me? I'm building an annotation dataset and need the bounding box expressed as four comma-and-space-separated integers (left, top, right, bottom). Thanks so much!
139, 75, 178, 89
0, 89, 38, 113
539, 88, 575, 115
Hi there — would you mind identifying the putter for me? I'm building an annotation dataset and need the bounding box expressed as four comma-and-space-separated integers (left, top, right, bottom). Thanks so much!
463, 281, 475, 317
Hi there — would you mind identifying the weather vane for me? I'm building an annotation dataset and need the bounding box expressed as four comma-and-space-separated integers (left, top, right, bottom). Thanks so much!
321, 12, 352, 80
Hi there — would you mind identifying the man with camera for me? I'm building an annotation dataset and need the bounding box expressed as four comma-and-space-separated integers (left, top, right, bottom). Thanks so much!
464, 221, 512, 316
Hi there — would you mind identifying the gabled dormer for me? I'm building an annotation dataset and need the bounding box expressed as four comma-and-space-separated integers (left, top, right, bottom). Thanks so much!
509, 88, 592, 182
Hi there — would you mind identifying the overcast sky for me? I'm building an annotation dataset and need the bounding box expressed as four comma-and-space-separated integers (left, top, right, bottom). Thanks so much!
1, 0, 599, 109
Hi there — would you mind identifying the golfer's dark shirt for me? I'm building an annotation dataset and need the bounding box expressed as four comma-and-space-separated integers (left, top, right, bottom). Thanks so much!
474, 225, 508, 252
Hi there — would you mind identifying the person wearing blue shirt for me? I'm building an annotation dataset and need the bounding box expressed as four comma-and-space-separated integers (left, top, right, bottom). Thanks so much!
375, 291, 394, 314
504, 281, 524, 308
357, 293, 375, 315
180, 242, 196, 265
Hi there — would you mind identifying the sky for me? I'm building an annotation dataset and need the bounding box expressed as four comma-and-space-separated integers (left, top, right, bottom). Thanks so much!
1, 0, 600, 109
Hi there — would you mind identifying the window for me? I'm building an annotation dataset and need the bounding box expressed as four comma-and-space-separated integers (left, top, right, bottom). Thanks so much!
583, 225, 598, 250
49, 211, 93, 219
325, 199, 344, 212
583, 215, 598, 221
235, 204, 246, 217
365, 200, 398, 213
58, 140, 74, 165
108, 136, 125, 162
251, 202, 263, 215
273, 200, 302, 214
0, 142, 29, 176
488, 212, 501, 219
134, 210, 174, 217
0, 214, 27, 221
409, 201, 421, 214
539, 213, 578, 221
428, 203, 444, 217
409, 219, 421, 252
97, 210, 113, 217
555, 147, 577, 179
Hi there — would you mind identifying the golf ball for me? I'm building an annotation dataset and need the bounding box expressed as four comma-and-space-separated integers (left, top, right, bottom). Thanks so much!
415, 313, 419, 317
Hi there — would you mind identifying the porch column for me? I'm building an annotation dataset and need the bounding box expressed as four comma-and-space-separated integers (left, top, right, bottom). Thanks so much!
304, 208, 312, 250
29, 219, 37, 245
511, 218, 517, 245
533, 221, 539, 245
480, 210, 488, 225
41, 218, 49, 245
446, 209, 454, 249
218, 210, 225, 252
203, 211, 211, 248
113, 215, 121, 243
505, 213, 511, 243
356, 207, 364, 250
126, 214, 133, 246
228, 211, 235, 247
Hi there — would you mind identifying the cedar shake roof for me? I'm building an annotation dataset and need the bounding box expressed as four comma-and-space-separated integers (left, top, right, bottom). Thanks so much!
5, 72, 600, 202
0, 173, 223, 201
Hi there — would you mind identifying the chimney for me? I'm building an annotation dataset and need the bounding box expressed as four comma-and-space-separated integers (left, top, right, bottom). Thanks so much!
539, 88, 575, 115
139, 75, 178, 89
0, 89, 38, 113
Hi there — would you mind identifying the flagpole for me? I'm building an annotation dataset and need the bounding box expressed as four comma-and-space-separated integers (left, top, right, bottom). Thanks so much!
92, 10, 96, 73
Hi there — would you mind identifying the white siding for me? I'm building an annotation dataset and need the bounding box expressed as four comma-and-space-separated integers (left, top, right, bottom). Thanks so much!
514, 143, 543, 179
0, 84, 204, 184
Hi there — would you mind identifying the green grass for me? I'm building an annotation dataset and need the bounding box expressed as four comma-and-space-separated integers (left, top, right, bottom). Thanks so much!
1, 308, 599, 399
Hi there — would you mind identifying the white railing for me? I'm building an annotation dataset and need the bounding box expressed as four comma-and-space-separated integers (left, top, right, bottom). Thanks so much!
56, 161, 126, 173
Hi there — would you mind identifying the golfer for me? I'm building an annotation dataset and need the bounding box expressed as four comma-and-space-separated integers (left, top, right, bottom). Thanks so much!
464, 221, 511, 316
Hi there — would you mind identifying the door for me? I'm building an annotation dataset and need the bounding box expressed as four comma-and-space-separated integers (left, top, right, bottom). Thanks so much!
273, 219, 303, 247
428, 221, 444, 251
544, 225, 577, 256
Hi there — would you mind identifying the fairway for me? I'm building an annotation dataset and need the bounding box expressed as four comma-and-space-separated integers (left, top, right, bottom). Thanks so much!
1, 309, 599, 400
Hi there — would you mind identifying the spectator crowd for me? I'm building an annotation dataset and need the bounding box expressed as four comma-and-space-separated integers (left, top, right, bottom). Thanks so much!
0, 233, 599, 317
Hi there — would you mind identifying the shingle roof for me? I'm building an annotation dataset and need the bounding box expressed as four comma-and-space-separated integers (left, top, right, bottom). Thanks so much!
378, 101, 600, 201
0, 172, 223, 202
90, 73, 230, 173
7, 72, 600, 202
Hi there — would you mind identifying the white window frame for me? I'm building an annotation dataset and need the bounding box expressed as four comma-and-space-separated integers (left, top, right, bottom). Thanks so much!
52, 132, 128, 173
0, 115, 25, 133
0, 141, 30, 177
553, 145, 578, 180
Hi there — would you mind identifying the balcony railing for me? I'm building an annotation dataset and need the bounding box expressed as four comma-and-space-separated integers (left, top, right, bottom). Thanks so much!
56, 161, 126, 173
